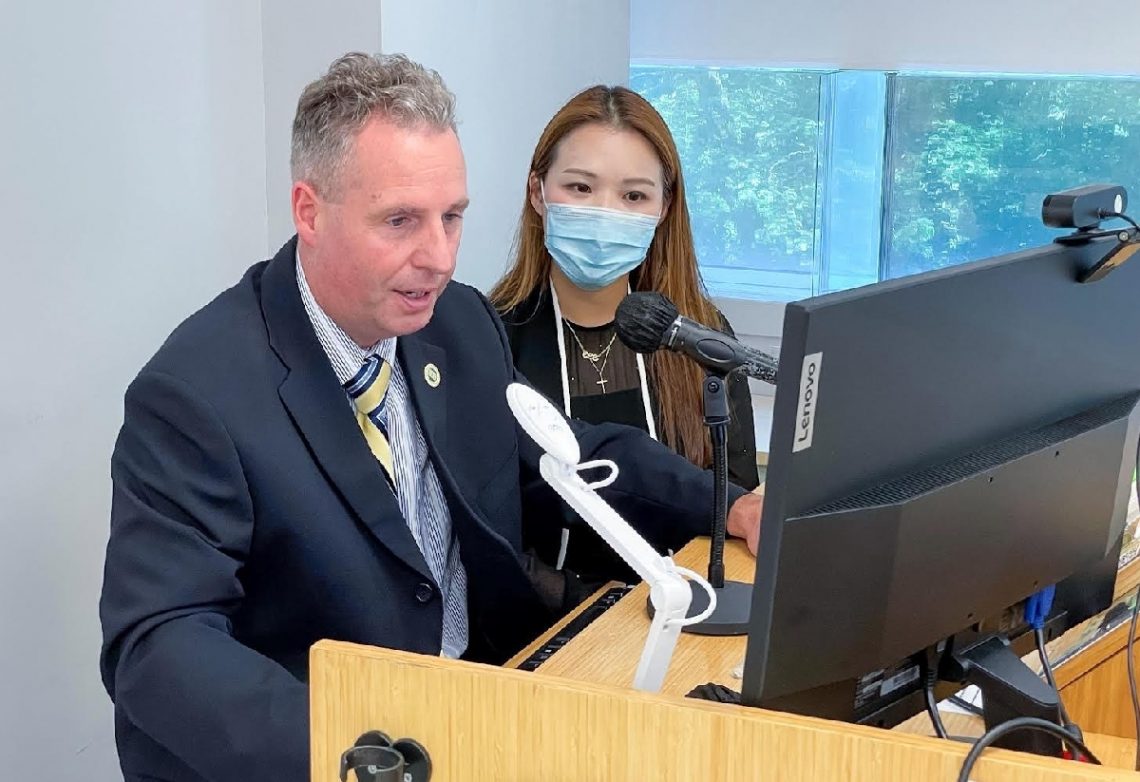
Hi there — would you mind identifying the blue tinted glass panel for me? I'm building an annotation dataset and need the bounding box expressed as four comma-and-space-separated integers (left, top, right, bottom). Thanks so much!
884, 74, 1140, 280
632, 64, 824, 300
819, 70, 887, 294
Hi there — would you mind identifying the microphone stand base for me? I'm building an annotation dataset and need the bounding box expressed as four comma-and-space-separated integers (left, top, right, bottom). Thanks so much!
647, 579, 752, 636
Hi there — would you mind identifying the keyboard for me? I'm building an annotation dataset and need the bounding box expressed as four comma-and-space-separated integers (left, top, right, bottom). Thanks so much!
517, 584, 635, 671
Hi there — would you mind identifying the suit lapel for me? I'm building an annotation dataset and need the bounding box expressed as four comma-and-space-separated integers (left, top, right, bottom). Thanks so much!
396, 334, 447, 459
398, 312, 491, 530
260, 240, 433, 583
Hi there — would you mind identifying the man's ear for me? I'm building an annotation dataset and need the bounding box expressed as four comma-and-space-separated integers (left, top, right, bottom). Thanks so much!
293, 181, 322, 244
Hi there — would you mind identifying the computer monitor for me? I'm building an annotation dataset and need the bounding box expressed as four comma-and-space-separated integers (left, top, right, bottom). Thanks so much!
739, 227, 1140, 752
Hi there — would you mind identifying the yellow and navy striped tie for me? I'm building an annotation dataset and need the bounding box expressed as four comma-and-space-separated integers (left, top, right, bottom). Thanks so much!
345, 355, 396, 489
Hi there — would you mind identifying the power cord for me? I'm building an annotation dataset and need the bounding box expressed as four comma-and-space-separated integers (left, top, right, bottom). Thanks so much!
923, 665, 948, 739
917, 648, 948, 739
1033, 627, 1072, 727
956, 718, 1100, 782
1025, 583, 1086, 759
948, 694, 983, 717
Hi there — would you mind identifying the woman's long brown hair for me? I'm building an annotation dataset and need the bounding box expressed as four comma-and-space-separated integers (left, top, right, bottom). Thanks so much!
489, 85, 722, 468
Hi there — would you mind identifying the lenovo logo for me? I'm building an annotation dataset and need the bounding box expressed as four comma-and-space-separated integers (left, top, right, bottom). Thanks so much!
793, 352, 823, 453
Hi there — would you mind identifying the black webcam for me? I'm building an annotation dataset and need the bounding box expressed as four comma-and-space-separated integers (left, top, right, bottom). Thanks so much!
1042, 183, 1128, 230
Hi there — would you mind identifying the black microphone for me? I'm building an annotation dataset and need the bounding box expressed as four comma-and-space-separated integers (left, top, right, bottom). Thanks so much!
614, 292, 777, 384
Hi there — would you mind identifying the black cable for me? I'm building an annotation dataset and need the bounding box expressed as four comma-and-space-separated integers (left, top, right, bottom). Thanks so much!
1100, 210, 1140, 233
1128, 582, 1140, 772
1034, 627, 1071, 726
922, 661, 948, 739
1035, 626, 1081, 759
948, 694, 984, 717
957, 718, 1100, 782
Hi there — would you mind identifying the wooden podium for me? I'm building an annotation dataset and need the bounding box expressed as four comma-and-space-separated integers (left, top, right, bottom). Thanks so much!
310, 641, 1138, 781
309, 537, 1140, 781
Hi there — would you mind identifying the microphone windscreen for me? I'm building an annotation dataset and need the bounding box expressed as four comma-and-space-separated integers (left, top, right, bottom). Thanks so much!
615, 292, 679, 354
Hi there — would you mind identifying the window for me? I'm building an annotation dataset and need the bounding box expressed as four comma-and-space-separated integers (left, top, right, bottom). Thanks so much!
632, 64, 1140, 302
631, 65, 825, 301
884, 74, 1140, 279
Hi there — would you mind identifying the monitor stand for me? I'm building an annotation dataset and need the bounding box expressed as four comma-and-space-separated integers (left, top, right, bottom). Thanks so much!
946, 635, 1064, 756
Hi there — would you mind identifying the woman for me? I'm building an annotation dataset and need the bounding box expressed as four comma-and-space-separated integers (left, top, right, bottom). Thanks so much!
491, 85, 759, 587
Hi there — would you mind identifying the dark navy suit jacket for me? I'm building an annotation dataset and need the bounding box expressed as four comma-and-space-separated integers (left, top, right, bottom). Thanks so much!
99, 238, 743, 781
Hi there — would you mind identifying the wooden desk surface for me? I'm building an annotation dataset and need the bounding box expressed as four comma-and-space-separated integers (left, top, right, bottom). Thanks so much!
509, 538, 1140, 693
507, 538, 753, 694
508, 537, 1140, 770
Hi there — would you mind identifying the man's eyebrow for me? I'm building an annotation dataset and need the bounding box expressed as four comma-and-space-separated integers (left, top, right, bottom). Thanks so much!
366, 205, 422, 222
365, 200, 469, 223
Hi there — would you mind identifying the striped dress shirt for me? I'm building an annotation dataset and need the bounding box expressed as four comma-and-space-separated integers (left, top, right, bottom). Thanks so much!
295, 254, 468, 659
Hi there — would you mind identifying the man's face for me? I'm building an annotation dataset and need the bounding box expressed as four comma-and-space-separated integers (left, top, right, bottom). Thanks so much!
293, 117, 469, 346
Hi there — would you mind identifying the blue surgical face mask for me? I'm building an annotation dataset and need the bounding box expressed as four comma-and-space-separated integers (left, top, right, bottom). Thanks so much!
542, 184, 660, 291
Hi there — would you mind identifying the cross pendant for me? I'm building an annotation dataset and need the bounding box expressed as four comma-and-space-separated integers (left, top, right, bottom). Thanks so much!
596, 377, 608, 393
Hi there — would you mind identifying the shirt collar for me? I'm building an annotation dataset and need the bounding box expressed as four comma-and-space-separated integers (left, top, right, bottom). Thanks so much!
295, 248, 396, 386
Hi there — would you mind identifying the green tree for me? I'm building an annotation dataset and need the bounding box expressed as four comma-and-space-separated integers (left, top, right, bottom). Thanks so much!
887, 76, 1140, 278
632, 66, 1140, 289
632, 66, 821, 272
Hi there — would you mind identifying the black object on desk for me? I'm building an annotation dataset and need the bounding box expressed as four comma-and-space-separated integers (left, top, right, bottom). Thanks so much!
687, 681, 743, 705
644, 373, 754, 635
615, 292, 774, 636
517, 584, 633, 671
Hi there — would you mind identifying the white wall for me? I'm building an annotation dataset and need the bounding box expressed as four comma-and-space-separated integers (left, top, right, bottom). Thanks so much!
632, 0, 1140, 74
261, 0, 383, 243
0, 3, 269, 778
381, 0, 632, 291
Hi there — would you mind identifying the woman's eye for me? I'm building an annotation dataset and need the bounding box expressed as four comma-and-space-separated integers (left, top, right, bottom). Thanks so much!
570, 183, 591, 194
626, 191, 646, 202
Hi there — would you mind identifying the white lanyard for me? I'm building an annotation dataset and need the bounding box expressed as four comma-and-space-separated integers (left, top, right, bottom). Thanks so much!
549, 282, 658, 441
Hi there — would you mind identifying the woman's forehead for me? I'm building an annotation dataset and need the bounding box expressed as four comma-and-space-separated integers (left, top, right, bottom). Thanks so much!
552, 124, 662, 183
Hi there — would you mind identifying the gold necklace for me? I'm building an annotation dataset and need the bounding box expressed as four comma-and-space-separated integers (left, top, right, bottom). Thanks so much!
563, 321, 617, 362
563, 321, 618, 393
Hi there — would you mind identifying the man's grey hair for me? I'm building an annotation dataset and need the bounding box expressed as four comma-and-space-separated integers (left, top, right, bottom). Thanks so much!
291, 52, 457, 197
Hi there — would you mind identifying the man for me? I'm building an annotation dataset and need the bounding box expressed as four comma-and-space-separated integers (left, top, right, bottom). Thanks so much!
99, 53, 761, 782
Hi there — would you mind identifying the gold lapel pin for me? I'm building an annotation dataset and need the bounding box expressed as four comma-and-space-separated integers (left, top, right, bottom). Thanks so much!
424, 363, 441, 388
